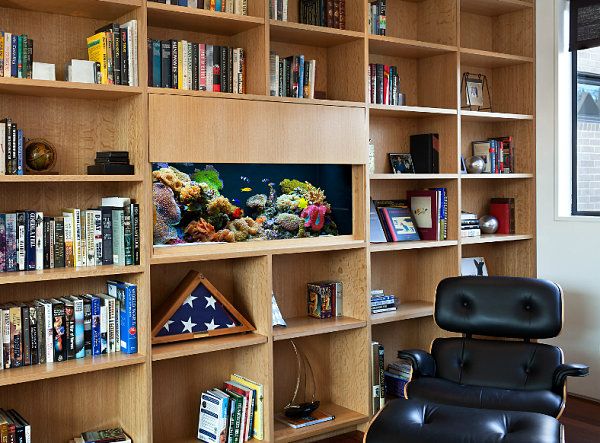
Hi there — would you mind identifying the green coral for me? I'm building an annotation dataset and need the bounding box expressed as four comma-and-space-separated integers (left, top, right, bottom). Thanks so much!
193, 166, 223, 191
276, 194, 301, 213
280, 179, 310, 195
275, 213, 303, 232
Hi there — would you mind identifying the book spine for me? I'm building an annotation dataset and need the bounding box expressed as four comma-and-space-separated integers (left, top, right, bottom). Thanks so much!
63, 301, 75, 360
206, 44, 214, 91
82, 297, 92, 356
10, 123, 17, 175
221, 46, 229, 93
100, 302, 108, 354
53, 217, 65, 268
41, 301, 53, 363
101, 208, 114, 265
132, 203, 140, 265
34, 212, 43, 271
72, 297, 85, 359
120, 283, 137, 353
62, 213, 74, 267
151, 39, 161, 87
52, 301, 66, 362
43, 217, 51, 269
111, 208, 125, 266
171, 39, 178, 89
161, 40, 171, 88
16, 129, 23, 175
199, 43, 206, 90
192, 42, 199, 91
0, 214, 5, 272
20, 305, 30, 366
213, 45, 221, 92
85, 211, 96, 266
121, 28, 129, 86
36, 303, 45, 364
2, 309, 10, 368
123, 205, 133, 266
29, 305, 38, 365
89, 296, 101, 356
93, 210, 103, 266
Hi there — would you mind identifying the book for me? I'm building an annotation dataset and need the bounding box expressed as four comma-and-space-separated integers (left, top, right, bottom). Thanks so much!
489, 198, 515, 234
275, 409, 335, 429
197, 391, 230, 443
377, 206, 420, 242
81, 427, 129, 442
407, 190, 439, 241
230, 374, 264, 440
51, 299, 66, 362
410, 133, 439, 173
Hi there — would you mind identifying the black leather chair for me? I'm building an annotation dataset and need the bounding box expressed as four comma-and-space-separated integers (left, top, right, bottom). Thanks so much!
400, 276, 588, 418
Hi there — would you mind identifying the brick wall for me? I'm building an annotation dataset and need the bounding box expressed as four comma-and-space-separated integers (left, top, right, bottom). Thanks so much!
577, 48, 600, 212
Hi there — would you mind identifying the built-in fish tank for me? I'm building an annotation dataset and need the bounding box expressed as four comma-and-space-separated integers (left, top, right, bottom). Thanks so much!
152, 163, 353, 246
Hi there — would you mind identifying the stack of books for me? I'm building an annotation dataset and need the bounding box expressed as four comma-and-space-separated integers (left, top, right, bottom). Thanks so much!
461, 211, 481, 238
371, 341, 385, 412
0, 280, 138, 370
0, 409, 30, 441
88, 151, 134, 175
297, 0, 347, 29
384, 358, 413, 398
269, 53, 316, 99
0, 197, 140, 272
275, 410, 335, 429
369, 0, 386, 35
368, 63, 403, 106
197, 374, 264, 443
86, 20, 139, 86
151, 0, 248, 15
307, 281, 343, 318
0, 117, 24, 175
0, 32, 33, 79
71, 427, 131, 443
371, 289, 396, 314
472, 136, 514, 174
148, 40, 246, 93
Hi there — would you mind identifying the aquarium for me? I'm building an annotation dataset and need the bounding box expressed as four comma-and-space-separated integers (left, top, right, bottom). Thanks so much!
152, 163, 353, 246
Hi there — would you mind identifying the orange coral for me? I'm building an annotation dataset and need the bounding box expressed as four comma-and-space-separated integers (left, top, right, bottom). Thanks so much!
214, 229, 235, 243
153, 169, 184, 193
184, 218, 216, 242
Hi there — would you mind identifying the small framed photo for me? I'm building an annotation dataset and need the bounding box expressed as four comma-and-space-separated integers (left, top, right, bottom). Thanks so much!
460, 155, 467, 173
389, 153, 415, 174
466, 78, 484, 107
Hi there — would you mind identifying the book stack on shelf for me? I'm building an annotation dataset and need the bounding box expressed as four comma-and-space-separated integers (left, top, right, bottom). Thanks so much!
0, 32, 33, 79
197, 374, 264, 443
368, 63, 403, 106
275, 409, 335, 430
88, 151, 135, 176
0, 409, 30, 442
0, 197, 140, 272
150, 0, 248, 15
370, 289, 396, 315
298, 0, 346, 29
384, 358, 412, 399
471, 136, 514, 174
148, 40, 246, 93
269, 53, 316, 99
0, 280, 137, 370
371, 342, 385, 413
368, 0, 386, 35
86, 21, 139, 86
461, 211, 480, 238
0, 118, 24, 176
307, 281, 343, 319
70, 427, 131, 443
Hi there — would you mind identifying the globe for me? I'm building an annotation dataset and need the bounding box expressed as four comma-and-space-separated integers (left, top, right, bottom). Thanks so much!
25, 139, 56, 172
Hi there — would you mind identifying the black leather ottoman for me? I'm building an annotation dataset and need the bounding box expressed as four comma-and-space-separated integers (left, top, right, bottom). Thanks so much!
365, 399, 562, 443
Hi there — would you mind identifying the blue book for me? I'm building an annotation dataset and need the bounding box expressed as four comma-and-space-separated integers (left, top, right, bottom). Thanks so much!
108, 280, 137, 354
11, 35, 17, 77
5, 214, 17, 272
25, 211, 36, 270
84, 294, 102, 356
297, 55, 304, 98
152, 40, 161, 88
215, 0, 222, 11
179, 0, 188, 5
17, 129, 23, 175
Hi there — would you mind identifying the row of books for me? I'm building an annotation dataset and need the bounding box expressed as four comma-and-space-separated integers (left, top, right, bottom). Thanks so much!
197, 374, 264, 443
70, 428, 131, 443
307, 281, 343, 319
471, 136, 514, 173
0, 32, 33, 79
369, 0, 387, 35
269, 53, 316, 99
0, 117, 24, 175
384, 358, 412, 398
151, 0, 248, 15
148, 39, 246, 93
461, 211, 481, 238
0, 280, 138, 371
370, 289, 396, 314
368, 63, 404, 106
0, 197, 140, 273
0, 409, 30, 442
298, 0, 347, 29
86, 20, 139, 86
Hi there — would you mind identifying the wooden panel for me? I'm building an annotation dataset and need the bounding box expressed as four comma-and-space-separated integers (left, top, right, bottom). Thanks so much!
460, 0, 533, 17
148, 94, 366, 164
461, 238, 535, 277
460, 12, 494, 52
328, 39, 367, 103
384, 0, 456, 45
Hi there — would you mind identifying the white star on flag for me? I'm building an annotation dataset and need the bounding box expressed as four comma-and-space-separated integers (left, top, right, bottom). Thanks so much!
181, 317, 197, 333
205, 318, 220, 331
163, 320, 174, 332
205, 296, 217, 310
184, 294, 198, 308
226, 322, 236, 328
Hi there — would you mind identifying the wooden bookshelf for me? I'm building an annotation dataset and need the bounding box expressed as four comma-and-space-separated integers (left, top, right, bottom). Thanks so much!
0, 0, 536, 441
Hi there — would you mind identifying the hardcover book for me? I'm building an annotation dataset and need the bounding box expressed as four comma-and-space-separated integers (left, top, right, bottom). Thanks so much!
51, 299, 66, 362
407, 190, 439, 241
489, 198, 515, 234
378, 206, 420, 242
410, 133, 440, 173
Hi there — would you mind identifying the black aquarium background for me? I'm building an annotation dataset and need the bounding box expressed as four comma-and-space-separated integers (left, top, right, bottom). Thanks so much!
152, 163, 354, 235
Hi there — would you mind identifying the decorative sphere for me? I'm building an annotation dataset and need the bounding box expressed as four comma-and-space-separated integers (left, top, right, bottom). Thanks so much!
25, 139, 56, 172
466, 156, 485, 174
479, 215, 499, 234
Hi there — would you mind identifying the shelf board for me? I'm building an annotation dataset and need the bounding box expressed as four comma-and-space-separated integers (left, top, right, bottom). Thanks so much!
460, 48, 534, 68
147, 2, 264, 35
371, 301, 434, 325
0, 353, 145, 388
461, 110, 534, 122
461, 173, 534, 179
0, 265, 144, 285
148, 87, 366, 108
269, 20, 364, 47
370, 173, 458, 180
274, 403, 369, 443
0, 0, 141, 20
273, 316, 366, 341
461, 234, 533, 245
0, 77, 142, 100
152, 333, 268, 362
151, 236, 366, 264
460, 0, 534, 17
370, 240, 458, 253
369, 104, 457, 118
369, 35, 458, 58
0, 175, 143, 183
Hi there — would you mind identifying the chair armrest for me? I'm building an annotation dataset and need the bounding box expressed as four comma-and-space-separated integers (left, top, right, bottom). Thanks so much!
398, 349, 436, 378
553, 363, 589, 393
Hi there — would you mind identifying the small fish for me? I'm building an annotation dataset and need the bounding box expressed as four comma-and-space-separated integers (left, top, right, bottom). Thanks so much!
240, 176, 250, 182
231, 198, 241, 205
241, 187, 253, 192
268, 182, 275, 187
261, 178, 270, 183
156, 162, 169, 168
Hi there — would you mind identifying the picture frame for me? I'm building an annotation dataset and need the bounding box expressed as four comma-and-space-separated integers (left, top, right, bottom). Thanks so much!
388, 153, 415, 174
461, 72, 492, 111
460, 155, 467, 173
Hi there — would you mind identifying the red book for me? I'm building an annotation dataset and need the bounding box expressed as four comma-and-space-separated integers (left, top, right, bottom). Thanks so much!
489, 198, 515, 234
383, 65, 390, 105
407, 190, 439, 240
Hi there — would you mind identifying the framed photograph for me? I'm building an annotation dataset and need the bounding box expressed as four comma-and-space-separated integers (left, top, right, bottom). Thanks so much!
461, 257, 489, 276
461, 72, 491, 111
388, 153, 415, 174
466, 78, 484, 107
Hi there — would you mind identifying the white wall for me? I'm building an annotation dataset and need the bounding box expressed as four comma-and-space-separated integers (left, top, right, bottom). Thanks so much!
537, 1, 600, 400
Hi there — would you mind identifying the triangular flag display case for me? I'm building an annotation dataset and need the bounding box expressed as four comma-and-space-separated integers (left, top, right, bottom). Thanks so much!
151, 271, 255, 345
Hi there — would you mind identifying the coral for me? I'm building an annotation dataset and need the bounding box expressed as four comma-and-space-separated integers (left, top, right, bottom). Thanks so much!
153, 182, 182, 244
275, 213, 303, 232
297, 198, 308, 210
276, 194, 302, 213
184, 218, 216, 242
301, 204, 329, 232
153, 166, 191, 192
193, 165, 223, 191
206, 213, 230, 231
179, 183, 204, 205
214, 229, 235, 243
207, 196, 236, 216
246, 194, 267, 212
227, 217, 261, 242
280, 179, 310, 195
305, 186, 327, 205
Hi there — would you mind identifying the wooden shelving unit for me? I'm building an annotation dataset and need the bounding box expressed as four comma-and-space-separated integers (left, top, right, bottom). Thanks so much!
0, 0, 536, 442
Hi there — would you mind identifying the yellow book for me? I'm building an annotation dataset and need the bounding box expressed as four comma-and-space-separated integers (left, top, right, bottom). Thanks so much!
87, 32, 108, 85
230, 373, 264, 440
177, 41, 183, 89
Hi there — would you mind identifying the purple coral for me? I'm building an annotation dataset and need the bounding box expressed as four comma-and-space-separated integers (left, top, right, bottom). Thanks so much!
153, 182, 182, 244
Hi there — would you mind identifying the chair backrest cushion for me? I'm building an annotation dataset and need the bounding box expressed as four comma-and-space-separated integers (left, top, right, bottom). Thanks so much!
436, 277, 563, 339
432, 337, 562, 391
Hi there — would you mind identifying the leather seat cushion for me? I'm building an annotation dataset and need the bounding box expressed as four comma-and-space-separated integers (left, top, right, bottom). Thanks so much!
407, 377, 564, 417
366, 399, 562, 443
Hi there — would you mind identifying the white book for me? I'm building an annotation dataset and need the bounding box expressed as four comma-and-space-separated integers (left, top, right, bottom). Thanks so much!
0, 121, 5, 174
308, 59, 316, 99
17, 218, 25, 271
234, 0, 242, 14
189, 0, 198, 6
63, 213, 74, 267
188, 42, 193, 90
182, 40, 189, 90
92, 210, 103, 266
282, 0, 288, 21
122, 20, 138, 86
49, 218, 55, 268
35, 212, 43, 270
99, 304, 108, 354
36, 300, 53, 363
63, 209, 84, 267
206, 45, 213, 92
226, 0, 234, 13
84, 211, 96, 267
233, 48, 240, 94
3, 33, 11, 78
270, 52, 279, 96
97, 294, 116, 353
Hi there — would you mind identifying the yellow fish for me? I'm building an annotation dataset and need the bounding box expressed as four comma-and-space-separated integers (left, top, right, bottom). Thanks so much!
241, 187, 252, 192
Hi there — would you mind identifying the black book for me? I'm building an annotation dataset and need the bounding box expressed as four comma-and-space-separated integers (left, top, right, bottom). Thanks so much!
161, 40, 172, 88
410, 133, 440, 173
25, 211, 36, 271
36, 301, 46, 364
83, 296, 92, 356
147, 38, 153, 87
96, 151, 129, 159
132, 203, 140, 265
101, 207, 114, 265
123, 204, 133, 266
96, 23, 122, 85
4, 409, 25, 443
43, 216, 51, 269
376, 64, 384, 104
285, 56, 293, 97
151, 39, 161, 88
121, 27, 129, 86
62, 298, 75, 360
16, 211, 26, 271
192, 42, 199, 91
51, 299, 66, 362
28, 304, 38, 365
1, 119, 12, 175
11, 121, 17, 175
171, 39, 178, 89
21, 304, 31, 366
53, 216, 65, 268
213, 45, 222, 92
221, 46, 228, 93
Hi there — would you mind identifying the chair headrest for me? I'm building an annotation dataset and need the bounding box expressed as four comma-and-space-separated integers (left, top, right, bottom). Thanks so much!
435, 277, 563, 339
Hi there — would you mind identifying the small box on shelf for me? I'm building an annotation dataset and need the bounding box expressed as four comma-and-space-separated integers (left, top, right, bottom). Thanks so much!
87, 151, 135, 175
